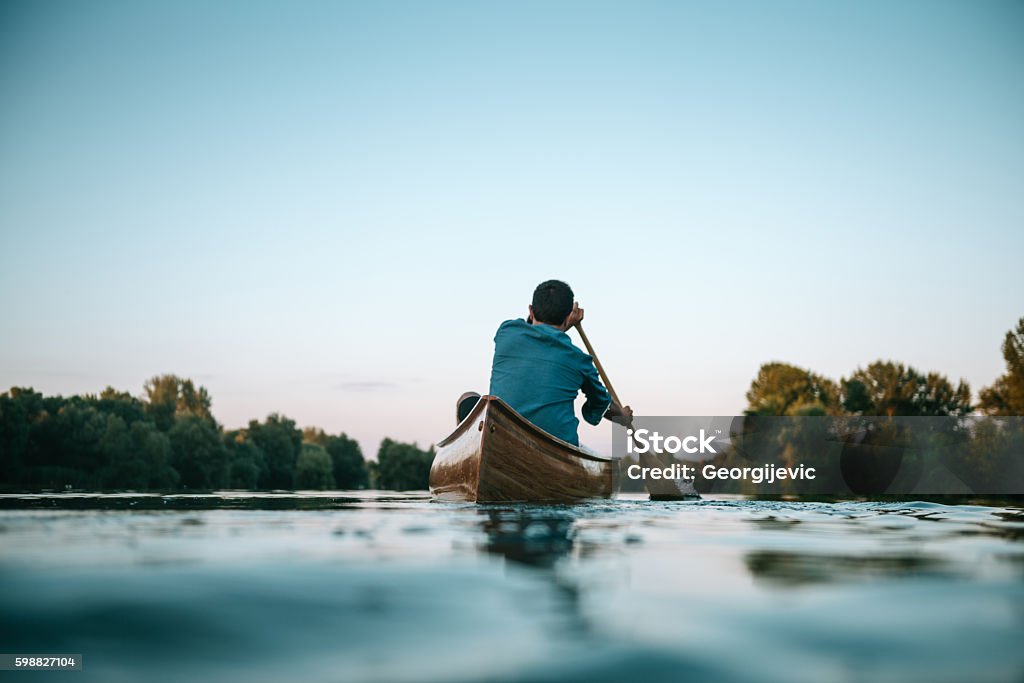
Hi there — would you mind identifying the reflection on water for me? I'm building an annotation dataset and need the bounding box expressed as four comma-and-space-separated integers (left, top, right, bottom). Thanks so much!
745, 549, 952, 585
479, 508, 576, 568
0, 492, 1022, 683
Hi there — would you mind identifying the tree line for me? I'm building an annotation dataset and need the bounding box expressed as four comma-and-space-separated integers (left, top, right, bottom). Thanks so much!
0, 375, 434, 492
3, 318, 1020, 494
707, 317, 1024, 494
619, 317, 1024, 494
744, 317, 1023, 418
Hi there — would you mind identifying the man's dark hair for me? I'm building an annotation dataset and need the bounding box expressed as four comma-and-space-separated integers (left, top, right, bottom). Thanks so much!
532, 280, 574, 325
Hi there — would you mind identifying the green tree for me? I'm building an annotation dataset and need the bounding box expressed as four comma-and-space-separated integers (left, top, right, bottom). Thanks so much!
376, 438, 434, 490
745, 362, 839, 416
247, 413, 302, 489
951, 416, 1024, 492
294, 443, 335, 489
99, 418, 178, 489
305, 428, 368, 489
842, 361, 971, 416
40, 401, 110, 488
144, 375, 214, 431
914, 371, 973, 417
979, 317, 1024, 415
327, 433, 368, 489
2, 382, 379, 493
0, 387, 45, 486
224, 430, 266, 489
93, 387, 148, 425
168, 415, 228, 489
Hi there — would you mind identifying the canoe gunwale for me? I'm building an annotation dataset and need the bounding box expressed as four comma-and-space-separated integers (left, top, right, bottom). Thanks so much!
435, 395, 612, 463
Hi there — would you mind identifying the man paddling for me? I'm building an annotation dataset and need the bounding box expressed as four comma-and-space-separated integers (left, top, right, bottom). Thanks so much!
458, 280, 632, 446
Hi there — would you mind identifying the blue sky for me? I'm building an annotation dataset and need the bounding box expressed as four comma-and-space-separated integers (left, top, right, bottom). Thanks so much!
1, 0, 1022, 456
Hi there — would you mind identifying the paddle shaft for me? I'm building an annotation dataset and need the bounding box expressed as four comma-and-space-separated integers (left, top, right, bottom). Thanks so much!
575, 322, 695, 499
574, 322, 623, 409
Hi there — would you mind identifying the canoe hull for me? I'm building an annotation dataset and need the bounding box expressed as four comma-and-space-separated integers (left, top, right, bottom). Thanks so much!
429, 396, 615, 503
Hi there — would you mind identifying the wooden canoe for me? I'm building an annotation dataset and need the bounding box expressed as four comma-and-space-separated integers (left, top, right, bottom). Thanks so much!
429, 395, 616, 503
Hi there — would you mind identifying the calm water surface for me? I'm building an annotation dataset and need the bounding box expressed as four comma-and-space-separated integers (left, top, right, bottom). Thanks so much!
0, 492, 1022, 683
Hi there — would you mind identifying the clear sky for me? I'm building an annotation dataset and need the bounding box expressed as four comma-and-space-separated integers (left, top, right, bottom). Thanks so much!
1, 0, 1022, 457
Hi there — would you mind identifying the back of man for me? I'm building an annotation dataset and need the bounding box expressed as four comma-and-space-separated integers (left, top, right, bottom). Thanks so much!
488, 280, 612, 446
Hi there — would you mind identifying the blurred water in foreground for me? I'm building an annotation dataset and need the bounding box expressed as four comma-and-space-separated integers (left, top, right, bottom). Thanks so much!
0, 492, 1022, 683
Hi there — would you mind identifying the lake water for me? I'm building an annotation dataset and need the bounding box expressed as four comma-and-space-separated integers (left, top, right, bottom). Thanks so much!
0, 492, 1022, 682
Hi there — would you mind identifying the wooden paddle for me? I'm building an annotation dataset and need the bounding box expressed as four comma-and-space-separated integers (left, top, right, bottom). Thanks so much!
574, 323, 626, 417
574, 322, 697, 500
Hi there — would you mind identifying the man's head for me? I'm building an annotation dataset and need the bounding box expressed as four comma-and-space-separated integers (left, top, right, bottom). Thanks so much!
530, 280, 574, 326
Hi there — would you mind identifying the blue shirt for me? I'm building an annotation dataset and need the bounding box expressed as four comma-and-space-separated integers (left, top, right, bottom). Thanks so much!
488, 319, 612, 446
